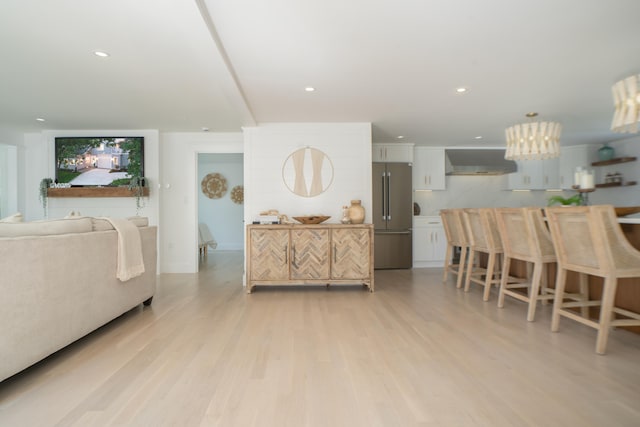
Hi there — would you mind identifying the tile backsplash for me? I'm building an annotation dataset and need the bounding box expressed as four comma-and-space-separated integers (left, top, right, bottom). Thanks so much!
414, 175, 554, 216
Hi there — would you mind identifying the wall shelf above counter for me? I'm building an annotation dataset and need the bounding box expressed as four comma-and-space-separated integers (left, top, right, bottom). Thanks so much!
591, 156, 637, 167
47, 187, 150, 198
595, 181, 637, 189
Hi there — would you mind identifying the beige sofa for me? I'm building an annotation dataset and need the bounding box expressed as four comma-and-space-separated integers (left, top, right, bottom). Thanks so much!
0, 216, 157, 382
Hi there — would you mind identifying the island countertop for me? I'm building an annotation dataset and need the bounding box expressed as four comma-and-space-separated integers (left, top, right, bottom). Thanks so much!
615, 206, 640, 224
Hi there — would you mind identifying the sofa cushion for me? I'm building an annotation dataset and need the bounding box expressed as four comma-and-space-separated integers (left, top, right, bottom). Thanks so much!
92, 216, 149, 231
0, 212, 23, 223
0, 217, 93, 237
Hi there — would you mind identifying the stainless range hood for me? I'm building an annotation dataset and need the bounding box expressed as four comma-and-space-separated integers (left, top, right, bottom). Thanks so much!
445, 149, 517, 176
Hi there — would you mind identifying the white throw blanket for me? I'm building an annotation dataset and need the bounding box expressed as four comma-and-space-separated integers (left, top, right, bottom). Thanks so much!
101, 217, 145, 281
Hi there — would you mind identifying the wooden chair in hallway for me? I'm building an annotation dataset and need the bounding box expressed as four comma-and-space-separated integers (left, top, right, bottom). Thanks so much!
545, 205, 640, 354
440, 208, 470, 288
463, 208, 525, 301
495, 207, 559, 321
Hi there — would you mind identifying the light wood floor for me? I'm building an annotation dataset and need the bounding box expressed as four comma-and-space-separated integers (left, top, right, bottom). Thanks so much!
1, 252, 640, 427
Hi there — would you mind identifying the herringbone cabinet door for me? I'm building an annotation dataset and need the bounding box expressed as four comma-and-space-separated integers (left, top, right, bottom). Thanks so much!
331, 228, 371, 279
290, 229, 330, 280
249, 229, 289, 280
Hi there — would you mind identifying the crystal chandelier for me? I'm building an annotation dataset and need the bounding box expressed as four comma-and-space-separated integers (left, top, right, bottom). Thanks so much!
611, 74, 640, 133
504, 113, 561, 160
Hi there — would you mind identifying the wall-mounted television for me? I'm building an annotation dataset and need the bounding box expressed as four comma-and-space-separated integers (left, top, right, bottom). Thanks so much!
54, 137, 144, 187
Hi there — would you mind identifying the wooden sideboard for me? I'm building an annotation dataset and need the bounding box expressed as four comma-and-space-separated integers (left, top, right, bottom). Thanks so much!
246, 224, 374, 293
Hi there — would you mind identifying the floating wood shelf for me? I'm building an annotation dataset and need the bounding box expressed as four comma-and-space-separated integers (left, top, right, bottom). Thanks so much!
594, 181, 637, 189
591, 156, 637, 167
47, 187, 150, 198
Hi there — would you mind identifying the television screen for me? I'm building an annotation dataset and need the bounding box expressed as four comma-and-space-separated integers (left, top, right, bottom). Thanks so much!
54, 137, 144, 186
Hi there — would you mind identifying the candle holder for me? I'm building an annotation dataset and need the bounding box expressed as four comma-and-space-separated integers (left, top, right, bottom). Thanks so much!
575, 187, 595, 205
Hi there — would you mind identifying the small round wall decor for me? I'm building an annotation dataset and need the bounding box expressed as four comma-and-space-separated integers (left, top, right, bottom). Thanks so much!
231, 185, 244, 204
201, 173, 228, 199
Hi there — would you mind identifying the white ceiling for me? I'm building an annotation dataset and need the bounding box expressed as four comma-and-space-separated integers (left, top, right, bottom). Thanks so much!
2, 0, 639, 147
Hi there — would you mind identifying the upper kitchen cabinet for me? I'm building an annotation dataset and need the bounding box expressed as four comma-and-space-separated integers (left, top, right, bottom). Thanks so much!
372, 143, 414, 162
507, 158, 559, 190
413, 147, 445, 190
558, 145, 597, 189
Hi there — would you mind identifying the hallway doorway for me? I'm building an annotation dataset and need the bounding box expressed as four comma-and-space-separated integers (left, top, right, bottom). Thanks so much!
197, 153, 244, 272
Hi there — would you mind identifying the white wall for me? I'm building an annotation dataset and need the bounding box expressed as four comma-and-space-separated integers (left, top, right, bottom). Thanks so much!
243, 123, 372, 226
0, 144, 18, 218
160, 132, 243, 273
198, 153, 244, 250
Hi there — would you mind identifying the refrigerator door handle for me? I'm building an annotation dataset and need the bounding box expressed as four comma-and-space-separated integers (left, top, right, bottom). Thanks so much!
381, 172, 387, 220
387, 172, 391, 221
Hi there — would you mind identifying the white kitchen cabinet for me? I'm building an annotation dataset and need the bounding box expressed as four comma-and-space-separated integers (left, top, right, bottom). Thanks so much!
508, 160, 540, 189
372, 143, 414, 162
508, 158, 559, 190
558, 145, 597, 189
542, 157, 559, 189
413, 147, 446, 190
413, 216, 447, 268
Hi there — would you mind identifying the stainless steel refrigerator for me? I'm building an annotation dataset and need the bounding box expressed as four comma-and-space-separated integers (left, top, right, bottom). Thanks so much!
372, 162, 413, 269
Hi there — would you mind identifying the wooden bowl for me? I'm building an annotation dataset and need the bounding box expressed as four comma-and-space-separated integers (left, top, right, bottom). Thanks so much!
292, 215, 331, 224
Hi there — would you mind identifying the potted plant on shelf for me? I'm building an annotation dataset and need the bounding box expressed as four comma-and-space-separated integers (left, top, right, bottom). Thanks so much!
128, 175, 147, 215
39, 178, 53, 217
547, 194, 583, 207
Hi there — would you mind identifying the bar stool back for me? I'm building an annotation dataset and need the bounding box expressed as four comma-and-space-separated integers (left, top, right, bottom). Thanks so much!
545, 205, 640, 354
495, 207, 558, 321
440, 209, 470, 288
463, 208, 520, 301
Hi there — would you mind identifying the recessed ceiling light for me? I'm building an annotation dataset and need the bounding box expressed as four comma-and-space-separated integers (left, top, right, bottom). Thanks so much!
94, 51, 110, 57
36, 117, 45, 122
304, 87, 315, 92
396, 135, 405, 139
456, 87, 468, 93
474, 136, 483, 140
201, 127, 210, 132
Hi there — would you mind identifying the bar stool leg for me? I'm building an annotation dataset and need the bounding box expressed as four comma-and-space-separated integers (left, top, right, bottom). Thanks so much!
456, 247, 468, 289
464, 249, 475, 293
540, 263, 549, 306
578, 273, 589, 319
442, 243, 454, 283
484, 252, 496, 301
595, 277, 618, 355
527, 262, 543, 322
551, 267, 568, 332
497, 256, 511, 308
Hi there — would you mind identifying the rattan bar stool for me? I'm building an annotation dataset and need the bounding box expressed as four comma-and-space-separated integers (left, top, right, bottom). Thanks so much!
440, 208, 470, 288
495, 207, 563, 321
545, 205, 640, 354
463, 208, 525, 301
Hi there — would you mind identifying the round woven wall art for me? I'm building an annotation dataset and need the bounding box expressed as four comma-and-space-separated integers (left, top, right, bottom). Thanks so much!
201, 173, 228, 199
230, 185, 244, 204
